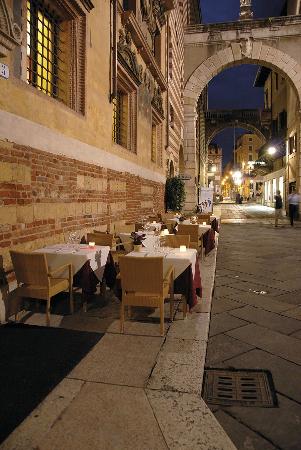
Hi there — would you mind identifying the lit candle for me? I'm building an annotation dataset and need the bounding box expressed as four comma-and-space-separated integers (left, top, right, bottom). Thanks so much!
163, 229, 169, 235
88, 242, 95, 248
152, 221, 156, 224
180, 245, 186, 252
202, 222, 207, 226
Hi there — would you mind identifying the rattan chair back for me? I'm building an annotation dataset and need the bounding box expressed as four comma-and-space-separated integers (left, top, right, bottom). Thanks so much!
87, 233, 114, 247
10, 250, 49, 286
119, 256, 163, 294
177, 224, 199, 243
115, 224, 135, 234
196, 214, 211, 224
164, 235, 190, 248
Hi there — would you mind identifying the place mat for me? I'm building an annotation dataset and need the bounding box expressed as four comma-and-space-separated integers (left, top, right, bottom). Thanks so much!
0, 323, 103, 444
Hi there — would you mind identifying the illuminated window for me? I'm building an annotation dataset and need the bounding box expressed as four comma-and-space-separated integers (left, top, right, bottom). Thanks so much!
27, 0, 62, 99
112, 89, 137, 152
112, 91, 128, 148
151, 124, 157, 163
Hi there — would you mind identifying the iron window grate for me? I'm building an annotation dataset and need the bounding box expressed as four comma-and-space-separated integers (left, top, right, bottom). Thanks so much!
26, 0, 65, 99
202, 369, 278, 407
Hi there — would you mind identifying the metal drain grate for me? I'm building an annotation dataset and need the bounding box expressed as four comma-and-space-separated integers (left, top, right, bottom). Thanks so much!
202, 369, 278, 407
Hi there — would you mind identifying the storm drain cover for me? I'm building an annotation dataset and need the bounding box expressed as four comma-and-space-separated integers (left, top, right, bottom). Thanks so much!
202, 369, 278, 407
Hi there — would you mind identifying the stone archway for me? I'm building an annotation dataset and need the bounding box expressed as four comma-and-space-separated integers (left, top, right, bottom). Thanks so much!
183, 27, 301, 210
206, 122, 266, 150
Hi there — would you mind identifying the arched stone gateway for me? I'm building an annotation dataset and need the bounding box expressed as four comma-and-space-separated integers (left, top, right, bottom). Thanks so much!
183, 15, 301, 210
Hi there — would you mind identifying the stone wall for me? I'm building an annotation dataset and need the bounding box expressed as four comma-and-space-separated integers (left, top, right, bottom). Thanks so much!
0, 140, 164, 271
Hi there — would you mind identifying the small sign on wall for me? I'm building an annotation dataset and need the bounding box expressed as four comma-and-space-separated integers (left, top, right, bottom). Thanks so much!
0, 63, 9, 79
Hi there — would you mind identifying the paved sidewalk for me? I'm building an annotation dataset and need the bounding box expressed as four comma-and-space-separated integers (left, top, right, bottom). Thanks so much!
206, 206, 301, 450
1, 241, 237, 450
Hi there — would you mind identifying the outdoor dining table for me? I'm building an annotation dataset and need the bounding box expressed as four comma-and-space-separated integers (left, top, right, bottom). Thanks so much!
34, 244, 114, 308
176, 222, 215, 256
122, 247, 202, 309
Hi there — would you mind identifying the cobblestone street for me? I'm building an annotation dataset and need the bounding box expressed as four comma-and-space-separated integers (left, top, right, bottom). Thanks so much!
206, 204, 301, 450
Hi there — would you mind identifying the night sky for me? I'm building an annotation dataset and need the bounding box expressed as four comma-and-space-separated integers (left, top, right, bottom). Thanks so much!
200, 0, 287, 166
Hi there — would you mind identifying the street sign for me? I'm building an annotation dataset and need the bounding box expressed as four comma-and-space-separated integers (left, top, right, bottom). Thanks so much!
178, 174, 191, 180
0, 63, 9, 79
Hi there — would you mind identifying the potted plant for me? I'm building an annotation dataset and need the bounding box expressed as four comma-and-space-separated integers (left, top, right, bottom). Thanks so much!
130, 232, 146, 252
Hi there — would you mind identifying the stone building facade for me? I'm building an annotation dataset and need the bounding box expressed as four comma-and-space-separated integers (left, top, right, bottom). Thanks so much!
207, 143, 222, 196
0, 0, 200, 271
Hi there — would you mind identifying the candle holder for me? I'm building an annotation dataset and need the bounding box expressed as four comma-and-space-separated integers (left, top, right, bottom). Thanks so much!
180, 245, 187, 252
88, 242, 95, 248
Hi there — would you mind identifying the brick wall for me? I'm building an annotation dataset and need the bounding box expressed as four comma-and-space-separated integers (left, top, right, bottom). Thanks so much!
0, 141, 165, 271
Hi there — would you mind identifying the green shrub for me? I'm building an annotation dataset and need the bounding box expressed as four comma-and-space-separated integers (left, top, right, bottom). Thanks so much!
165, 176, 186, 212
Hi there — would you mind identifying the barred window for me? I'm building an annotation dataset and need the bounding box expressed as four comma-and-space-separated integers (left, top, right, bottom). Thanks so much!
112, 89, 137, 152
112, 91, 128, 148
23, 0, 93, 114
151, 124, 157, 163
26, 0, 63, 99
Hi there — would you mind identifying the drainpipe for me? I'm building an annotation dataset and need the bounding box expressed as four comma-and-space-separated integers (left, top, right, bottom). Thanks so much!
111, 0, 117, 102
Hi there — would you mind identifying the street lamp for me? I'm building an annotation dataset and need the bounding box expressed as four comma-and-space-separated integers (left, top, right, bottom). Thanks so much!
267, 146, 277, 155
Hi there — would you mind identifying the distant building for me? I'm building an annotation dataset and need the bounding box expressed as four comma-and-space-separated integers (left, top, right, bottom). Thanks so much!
207, 143, 222, 196
234, 133, 265, 198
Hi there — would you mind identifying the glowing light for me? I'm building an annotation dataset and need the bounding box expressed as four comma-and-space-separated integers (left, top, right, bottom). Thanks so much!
267, 146, 276, 155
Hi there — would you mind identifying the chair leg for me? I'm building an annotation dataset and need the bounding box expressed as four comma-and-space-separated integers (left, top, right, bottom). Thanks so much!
120, 301, 125, 333
169, 279, 174, 322
160, 302, 165, 336
46, 297, 51, 327
69, 287, 74, 315
183, 296, 187, 319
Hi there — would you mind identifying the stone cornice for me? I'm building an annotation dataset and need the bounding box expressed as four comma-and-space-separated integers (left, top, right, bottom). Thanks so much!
0, 0, 21, 57
185, 14, 301, 34
122, 11, 168, 92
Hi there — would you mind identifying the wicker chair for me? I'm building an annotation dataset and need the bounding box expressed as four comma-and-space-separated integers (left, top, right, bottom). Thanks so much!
118, 256, 174, 335
163, 234, 190, 248
196, 214, 211, 225
177, 224, 200, 251
87, 232, 115, 247
10, 250, 73, 326
114, 223, 135, 234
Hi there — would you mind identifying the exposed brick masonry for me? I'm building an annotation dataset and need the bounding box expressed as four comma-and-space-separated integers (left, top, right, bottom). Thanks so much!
0, 141, 164, 270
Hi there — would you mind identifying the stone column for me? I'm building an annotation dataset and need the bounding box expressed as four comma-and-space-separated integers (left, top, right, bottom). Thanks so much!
183, 103, 197, 211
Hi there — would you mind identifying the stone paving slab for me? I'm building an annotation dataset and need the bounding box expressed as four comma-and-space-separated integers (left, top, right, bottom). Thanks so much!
211, 297, 244, 315
147, 337, 206, 395
170, 312, 210, 341
227, 324, 301, 365
206, 333, 254, 366
208, 312, 248, 337
1, 378, 85, 450
67, 333, 163, 387
107, 319, 170, 337
214, 410, 277, 450
222, 393, 301, 450
283, 306, 301, 320
147, 390, 237, 450
218, 289, 295, 313
39, 383, 168, 450
271, 289, 301, 305
229, 305, 301, 335
290, 330, 301, 340
222, 348, 301, 403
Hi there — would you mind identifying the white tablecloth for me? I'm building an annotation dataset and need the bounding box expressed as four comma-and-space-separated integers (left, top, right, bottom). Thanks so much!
34, 244, 110, 281
127, 248, 197, 279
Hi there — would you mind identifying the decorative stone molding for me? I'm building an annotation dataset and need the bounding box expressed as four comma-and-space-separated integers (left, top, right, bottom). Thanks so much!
151, 85, 164, 119
117, 28, 142, 86
0, 0, 21, 57
122, 11, 167, 91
